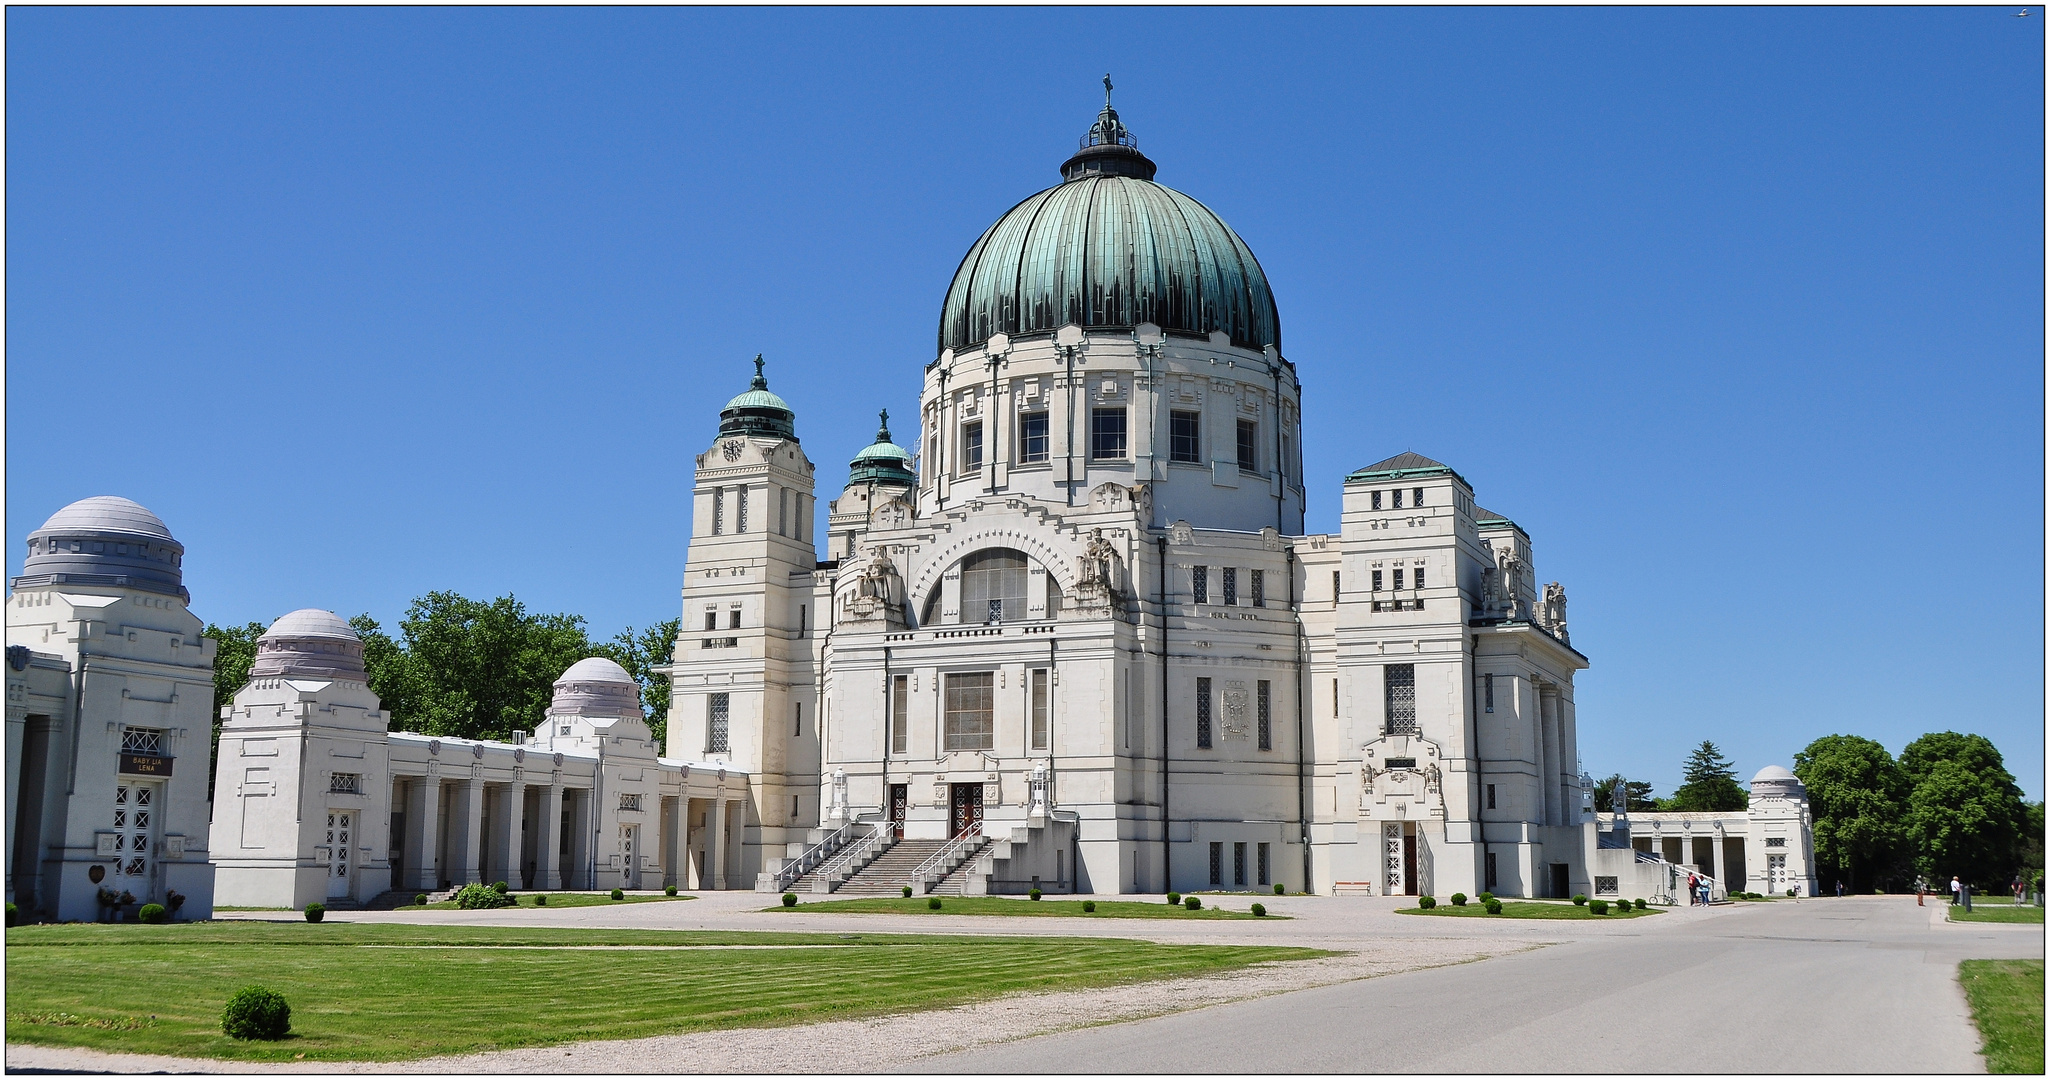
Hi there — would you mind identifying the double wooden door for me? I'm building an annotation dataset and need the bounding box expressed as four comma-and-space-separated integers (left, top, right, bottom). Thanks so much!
949, 783, 983, 838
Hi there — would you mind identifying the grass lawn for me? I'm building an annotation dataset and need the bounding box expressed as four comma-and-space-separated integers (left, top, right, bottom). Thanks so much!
1959, 959, 2045, 1074
770, 896, 1277, 919
4, 922, 1323, 1063
1950, 899, 2046, 924
404, 892, 694, 912
1397, 900, 1661, 920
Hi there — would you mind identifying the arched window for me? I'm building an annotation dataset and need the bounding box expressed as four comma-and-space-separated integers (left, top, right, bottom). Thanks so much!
961, 549, 1029, 625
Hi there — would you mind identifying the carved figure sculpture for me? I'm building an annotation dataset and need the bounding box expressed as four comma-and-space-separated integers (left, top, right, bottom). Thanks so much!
1494, 546, 1526, 618
1080, 528, 1119, 587
1541, 581, 1569, 643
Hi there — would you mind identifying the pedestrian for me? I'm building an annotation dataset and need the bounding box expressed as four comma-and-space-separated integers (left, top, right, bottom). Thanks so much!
2013, 874, 2024, 903
1688, 873, 1701, 905
1950, 875, 1961, 905
1836, 879, 1843, 898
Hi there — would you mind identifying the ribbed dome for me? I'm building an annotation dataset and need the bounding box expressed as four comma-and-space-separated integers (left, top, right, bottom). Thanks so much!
718, 356, 798, 443
937, 100, 1279, 354
14, 496, 187, 600
251, 609, 366, 680
551, 657, 643, 720
848, 410, 917, 487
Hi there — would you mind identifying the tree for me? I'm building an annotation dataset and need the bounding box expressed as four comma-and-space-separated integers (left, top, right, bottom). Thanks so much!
594, 619, 680, 751
1793, 734, 1905, 894
203, 621, 269, 800
378, 592, 595, 742
1900, 731, 2028, 890
1668, 741, 1748, 812
1590, 773, 1658, 813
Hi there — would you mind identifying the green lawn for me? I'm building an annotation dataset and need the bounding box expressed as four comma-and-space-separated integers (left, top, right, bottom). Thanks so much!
771, 896, 1277, 919
405, 892, 694, 912
1959, 959, 2045, 1074
1951, 900, 2046, 924
1397, 900, 1661, 920
5, 922, 1323, 1062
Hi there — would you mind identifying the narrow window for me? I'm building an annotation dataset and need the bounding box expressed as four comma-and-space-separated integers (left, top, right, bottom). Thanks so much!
1030, 668, 1049, 751
1280, 434, 1292, 480
1392, 568, 1405, 591
1487, 783, 1497, 810
703, 609, 718, 632
1192, 565, 1209, 604
1251, 568, 1265, 608
1391, 488, 1403, 509
962, 421, 984, 474
799, 605, 806, 634
1019, 412, 1050, 464
1234, 841, 1247, 886
1384, 664, 1417, 735
1415, 567, 1426, 590
1169, 410, 1202, 463
1090, 407, 1128, 460
1485, 673, 1495, 714
1485, 852, 1499, 889
737, 485, 749, 533
1236, 419, 1259, 472
1196, 677, 1213, 749
706, 693, 730, 754
779, 487, 789, 536
1333, 678, 1339, 718
1371, 490, 1383, 510
1413, 487, 1425, 507
791, 794, 799, 818
1209, 841, 1223, 886
944, 672, 996, 752
712, 487, 725, 535
891, 674, 909, 754
793, 702, 802, 737
729, 607, 741, 630
1332, 570, 1341, 603
1222, 567, 1238, 606
1258, 842, 1271, 886
1371, 569, 1384, 592
1257, 680, 1272, 751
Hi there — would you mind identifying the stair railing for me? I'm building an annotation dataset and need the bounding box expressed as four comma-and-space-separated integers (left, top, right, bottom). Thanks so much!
911, 830, 984, 894
811, 822, 890, 893
767, 819, 861, 894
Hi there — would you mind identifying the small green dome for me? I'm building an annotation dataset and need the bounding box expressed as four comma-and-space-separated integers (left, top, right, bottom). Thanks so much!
848, 410, 917, 487
719, 356, 798, 442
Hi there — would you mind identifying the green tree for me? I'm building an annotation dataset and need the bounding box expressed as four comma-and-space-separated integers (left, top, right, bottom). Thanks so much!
202, 621, 269, 799
1590, 773, 1658, 813
1793, 734, 1906, 893
373, 592, 596, 741
349, 615, 416, 725
594, 619, 680, 751
1900, 731, 2028, 890
1668, 741, 1748, 812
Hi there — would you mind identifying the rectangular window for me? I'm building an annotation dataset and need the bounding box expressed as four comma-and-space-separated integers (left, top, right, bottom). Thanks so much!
1413, 487, 1425, 507
1486, 851, 1499, 889
1765, 837, 1787, 848
1196, 677, 1213, 749
890, 674, 909, 755
120, 727, 165, 756
1258, 842, 1271, 886
1333, 570, 1341, 603
1384, 663, 1417, 735
1236, 419, 1258, 472
1234, 842, 1247, 886
1392, 568, 1405, 590
1280, 434, 1292, 480
1371, 569, 1384, 592
1391, 488, 1403, 509
1192, 565, 1209, 604
1371, 490, 1383, 510
619, 793, 642, 812
793, 702, 802, 737
779, 487, 788, 536
1210, 841, 1223, 886
1333, 677, 1339, 717
1222, 567, 1238, 606
328, 772, 360, 794
1484, 673, 1495, 713
1090, 407, 1127, 460
737, 485, 749, 533
962, 421, 984, 474
1018, 412, 1049, 464
703, 609, 718, 632
1486, 783, 1497, 810
1030, 668, 1050, 751
1257, 680, 1272, 751
706, 693, 730, 754
944, 672, 995, 752
729, 608, 742, 630
1415, 567, 1426, 590
1169, 410, 1202, 463
799, 605, 807, 634
1250, 568, 1265, 608
712, 487, 725, 535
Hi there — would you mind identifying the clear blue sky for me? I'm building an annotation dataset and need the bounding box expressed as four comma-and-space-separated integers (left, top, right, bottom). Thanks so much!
8, 7, 2042, 799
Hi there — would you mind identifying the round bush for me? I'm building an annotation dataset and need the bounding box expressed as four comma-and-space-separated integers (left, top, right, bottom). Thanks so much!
1635, 898, 1647, 910
610, 888, 624, 901
927, 897, 943, 910
902, 885, 913, 898
534, 894, 548, 906
1184, 896, 1202, 910
1274, 883, 1285, 895
492, 881, 509, 894
1572, 894, 1588, 906
1589, 899, 1610, 915
1251, 902, 1267, 917
1450, 893, 1467, 907
1478, 892, 1495, 904
455, 884, 515, 910
1081, 900, 1097, 913
137, 903, 167, 924
781, 893, 798, 908
415, 893, 428, 906
221, 986, 291, 1041
665, 885, 677, 897
1029, 888, 1042, 901
1417, 895, 1436, 910
1483, 898, 1503, 915
1165, 891, 1181, 906
303, 902, 325, 923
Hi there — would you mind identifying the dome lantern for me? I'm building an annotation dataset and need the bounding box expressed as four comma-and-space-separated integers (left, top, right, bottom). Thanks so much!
847, 409, 917, 487
1060, 74, 1157, 182
718, 355, 798, 442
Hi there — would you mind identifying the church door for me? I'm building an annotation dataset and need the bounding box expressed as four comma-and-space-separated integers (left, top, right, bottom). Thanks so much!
1401, 831, 1418, 896
949, 784, 984, 838
109, 782, 159, 903
889, 785, 908, 840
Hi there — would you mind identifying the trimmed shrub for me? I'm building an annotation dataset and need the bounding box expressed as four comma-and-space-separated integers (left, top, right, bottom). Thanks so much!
1483, 898, 1503, 914
665, 885, 678, 897
1165, 892, 1181, 906
609, 888, 624, 900
1478, 892, 1495, 904
1274, 883, 1285, 895
1184, 896, 1202, 910
1029, 888, 1043, 901
1251, 902, 1267, 917
303, 903, 325, 923
1590, 899, 1610, 915
902, 885, 913, 898
222, 986, 291, 1040
137, 903, 167, 924
415, 893, 428, 906
1572, 894, 1588, 906
1417, 895, 1436, 909
928, 897, 943, 910
781, 893, 798, 908
1635, 897, 1647, 910
1450, 893, 1468, 907
534, 894, 548, 906
1081, 900, 1097, 913
492, 881, 509, 894
455, 884, 514, 910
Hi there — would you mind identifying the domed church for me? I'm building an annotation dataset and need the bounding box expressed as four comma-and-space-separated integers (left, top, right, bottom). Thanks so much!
676, 89, 1596, 900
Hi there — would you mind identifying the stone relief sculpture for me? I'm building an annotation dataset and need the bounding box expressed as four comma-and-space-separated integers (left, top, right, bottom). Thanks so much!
1541, 581, 1569, 643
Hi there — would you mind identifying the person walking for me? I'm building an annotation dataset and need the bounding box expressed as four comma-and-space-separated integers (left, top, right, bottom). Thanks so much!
1835, 880, 1843, 898
1950, 875, 1962, 905
1687, 872, 1700, 906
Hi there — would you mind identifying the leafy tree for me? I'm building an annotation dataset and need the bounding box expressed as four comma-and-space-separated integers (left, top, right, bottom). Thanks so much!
349, 615, 416, 725
1667, 741, 1748, 812
202, 621, 269, 800
380, 592, 594, 742
1590, 773, 1658, 813
2020, 801, 2045, 886
1794, 734, 1905, 893
1900, 731, 2028, 890
595, 619, 680, 751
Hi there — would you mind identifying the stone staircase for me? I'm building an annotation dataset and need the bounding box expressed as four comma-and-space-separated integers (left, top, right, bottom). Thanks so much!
926, 841, 993, 895
819, 839, 950, 895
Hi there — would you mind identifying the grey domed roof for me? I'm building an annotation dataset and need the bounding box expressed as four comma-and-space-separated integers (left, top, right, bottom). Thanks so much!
937, 101, 1279, 354
1752, 764, 1796, 783
559, 657, 635, 684
13, 495, 187, 601
250, 608, 366, 680
551, 656, 644, 720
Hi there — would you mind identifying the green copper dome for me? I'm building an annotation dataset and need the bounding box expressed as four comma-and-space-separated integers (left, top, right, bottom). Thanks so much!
938, 86, 1280, 354
718, 356, 798, 442
847, 410, 917, 487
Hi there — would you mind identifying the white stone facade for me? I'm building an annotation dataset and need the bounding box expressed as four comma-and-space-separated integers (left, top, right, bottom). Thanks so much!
1587, 765, 1821, 902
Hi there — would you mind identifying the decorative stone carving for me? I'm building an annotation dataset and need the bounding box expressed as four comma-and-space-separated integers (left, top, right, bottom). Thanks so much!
1541, 581, 1569, 643
1169, 519, 1194, 545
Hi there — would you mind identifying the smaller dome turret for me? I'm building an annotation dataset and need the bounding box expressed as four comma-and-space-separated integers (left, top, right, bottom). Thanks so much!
1749, 764, 1806, 802
550, 657, 643, 720
718, 355, 798, 442
13, 496, 187, 600
847, 409, 917, 487
251, 609, 366, 680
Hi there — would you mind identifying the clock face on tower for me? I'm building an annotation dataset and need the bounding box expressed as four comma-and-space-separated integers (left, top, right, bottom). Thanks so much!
722, 440, 744, 462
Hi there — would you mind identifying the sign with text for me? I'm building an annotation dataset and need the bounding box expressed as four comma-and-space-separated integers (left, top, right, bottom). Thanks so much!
119, 753, 171, 777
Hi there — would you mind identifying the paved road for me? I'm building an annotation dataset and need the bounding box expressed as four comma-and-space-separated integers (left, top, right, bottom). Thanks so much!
914, 897, 2043, 1074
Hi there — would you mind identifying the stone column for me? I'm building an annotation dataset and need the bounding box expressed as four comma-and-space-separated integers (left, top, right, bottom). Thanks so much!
448, 777, 485, 886
533, 784, 563, 890
664, 796, 686, 889
567, 788, 592, 890
1538, 688, 1561, 827
1708, 826, 1724, 894
486, 781, 525, 887
707, 796, 727, 889
404, 776, 440, 891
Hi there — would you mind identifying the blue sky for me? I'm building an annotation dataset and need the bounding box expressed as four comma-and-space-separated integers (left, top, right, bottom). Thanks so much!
7, 7, 2042, 798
